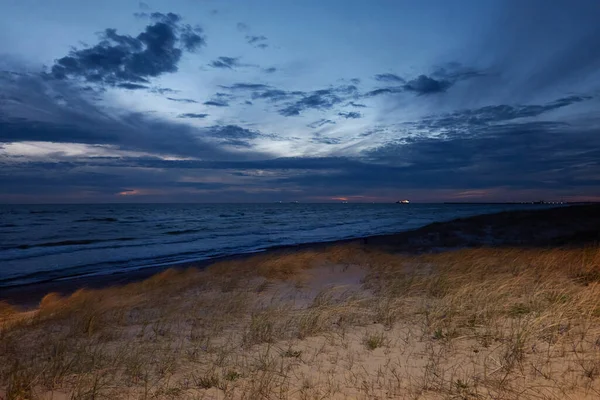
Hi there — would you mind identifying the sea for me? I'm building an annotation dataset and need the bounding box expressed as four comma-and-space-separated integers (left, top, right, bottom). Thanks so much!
0, 203, 551, 288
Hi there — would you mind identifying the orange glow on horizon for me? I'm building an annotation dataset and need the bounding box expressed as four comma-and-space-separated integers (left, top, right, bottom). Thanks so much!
117, 189, 140, 196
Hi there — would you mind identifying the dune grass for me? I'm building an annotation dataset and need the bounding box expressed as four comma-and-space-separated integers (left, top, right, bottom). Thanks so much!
1, 244, 600, 399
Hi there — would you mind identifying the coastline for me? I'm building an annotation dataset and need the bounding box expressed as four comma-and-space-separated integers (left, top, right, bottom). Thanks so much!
2, 204, 599, 307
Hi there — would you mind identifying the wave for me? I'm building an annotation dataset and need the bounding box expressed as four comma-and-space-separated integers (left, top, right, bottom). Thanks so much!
74, 217, 119, 223
165, 229, 201, 235
13, 237, 135, 250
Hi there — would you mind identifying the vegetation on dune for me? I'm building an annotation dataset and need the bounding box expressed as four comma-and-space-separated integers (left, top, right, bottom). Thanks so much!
1, 243, 600, 399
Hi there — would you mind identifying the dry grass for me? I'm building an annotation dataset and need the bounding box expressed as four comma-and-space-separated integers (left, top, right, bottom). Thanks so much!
2, 244, 600, 399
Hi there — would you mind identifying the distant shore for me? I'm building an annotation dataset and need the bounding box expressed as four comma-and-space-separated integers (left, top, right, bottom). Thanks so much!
2, 204, 599, 307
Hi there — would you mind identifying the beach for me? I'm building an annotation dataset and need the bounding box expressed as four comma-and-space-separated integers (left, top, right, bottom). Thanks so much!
2, 204, 600, 399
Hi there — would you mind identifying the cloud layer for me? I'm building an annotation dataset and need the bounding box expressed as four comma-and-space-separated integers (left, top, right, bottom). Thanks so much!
1, 1, 600, 202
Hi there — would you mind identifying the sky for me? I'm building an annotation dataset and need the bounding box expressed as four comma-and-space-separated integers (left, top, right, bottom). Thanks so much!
1, 0, 599, 203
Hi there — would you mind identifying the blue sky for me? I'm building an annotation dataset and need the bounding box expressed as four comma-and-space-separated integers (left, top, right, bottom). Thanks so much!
1, 0, 599, 203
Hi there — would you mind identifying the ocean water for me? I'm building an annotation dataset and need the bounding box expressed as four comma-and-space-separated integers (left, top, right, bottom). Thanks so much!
0, 203, 548, 287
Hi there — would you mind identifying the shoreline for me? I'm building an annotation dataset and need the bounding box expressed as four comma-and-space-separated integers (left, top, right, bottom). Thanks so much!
2, 204, 599, 307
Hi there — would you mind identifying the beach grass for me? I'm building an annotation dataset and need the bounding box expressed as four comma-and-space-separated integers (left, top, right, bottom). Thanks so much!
2, 243, 600, 399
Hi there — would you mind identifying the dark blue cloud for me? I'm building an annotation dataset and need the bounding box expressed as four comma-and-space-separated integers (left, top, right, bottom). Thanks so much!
366, 66, 485, 97
279, 91, 342, 116
203, 92, 233, 107
203, 100, 229, 107
277, 86, 359, 116
208, 56, 241, 69
118, 83, 148, 90
414, 95, 592, 131
312, 134, 341, 145
364, 87, 404, 97
307, 119, 336, 129
236, 22, 250, 32
246, 35, 268, 48
166, 97, 198, 103
338, 111, 362, 119
220, 83, 271, 91
252, 89, 297, 102
203, 124, 277, 147
404, 75, 451, 95
177, 113, 208, 119
374, 73, 405, 83
51, 13, 205, 87
347, 101, 367, 108
215, 83, 359, 116
152, 87, 179, 94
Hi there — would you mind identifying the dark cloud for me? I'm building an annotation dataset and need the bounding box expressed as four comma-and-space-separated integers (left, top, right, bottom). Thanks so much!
359, 121, 600, 190
336, 85, 359, 95
118, 83, 148, 90
166, 97, 198, 103
246, 35, 267, 44
202, 124, 275, 147
359, 127, 389, 138
203, 92, 233, 107
152, 87, 179, 94
307, 119, 336, 129
50, 13, 205, 87
403, 75, 451, 95
432, 63, 485, 81
252, 89, 297, 102
220, 83, 271, 91
263, 67, 277, 74
203, 100, 229, 107
215, 83, 359, 116
338, 111, 362, 119
277, 86, 359, 116
236, 22, 249, 32
312, 134, 341, 145
350, 78, 361, 85
414, 95, 592, 132
208, 56, 241, 69
366, 66, 484, 97
245, 35, 268, 48
374, 73, 405, 83
364, 87, 404, 97
347, 101, 367, 108
177, 113, 208, 119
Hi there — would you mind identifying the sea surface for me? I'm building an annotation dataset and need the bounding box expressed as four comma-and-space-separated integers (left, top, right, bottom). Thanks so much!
0, 203, 551, 288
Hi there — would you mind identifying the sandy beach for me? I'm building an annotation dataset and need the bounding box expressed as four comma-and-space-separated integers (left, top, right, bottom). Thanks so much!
2, 205, 600, 399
